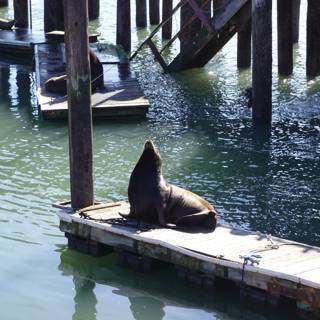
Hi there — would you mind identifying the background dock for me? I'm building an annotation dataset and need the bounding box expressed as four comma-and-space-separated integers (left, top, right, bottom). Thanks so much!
34, 43, 149, 120
57, 201, 320, 316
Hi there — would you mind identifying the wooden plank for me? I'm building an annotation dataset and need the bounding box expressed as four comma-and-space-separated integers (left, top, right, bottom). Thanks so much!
146, 39, 169, 72
14, 0, 29, 28
187, 0, 214, 33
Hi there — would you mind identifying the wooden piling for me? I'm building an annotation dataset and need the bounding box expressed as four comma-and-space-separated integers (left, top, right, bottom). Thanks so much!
277, 0, 293, 76
44, 0, 64, 32
306, 0, 320, 78
292, 0, 300, 43
237, 19, 251, 69
162, 0, 173, 39
88, 0, 100, 20
64, 0, 94, 210
117, 0, 131, 52
0, 0, 8, 7
136, 0, 147, 28
13, 0, 29, 28
252, 0, 272, 126
149, 0, 160, 25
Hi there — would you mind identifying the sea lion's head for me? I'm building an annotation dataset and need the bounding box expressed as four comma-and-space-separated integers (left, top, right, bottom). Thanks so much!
137, 140, 162, 173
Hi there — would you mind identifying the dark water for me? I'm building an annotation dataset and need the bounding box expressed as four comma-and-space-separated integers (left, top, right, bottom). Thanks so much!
0, 1, 319, 319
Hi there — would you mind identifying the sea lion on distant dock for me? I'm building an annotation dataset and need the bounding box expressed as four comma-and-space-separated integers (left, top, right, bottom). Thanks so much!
121, 140, 218, 230
44, 50, 104, 94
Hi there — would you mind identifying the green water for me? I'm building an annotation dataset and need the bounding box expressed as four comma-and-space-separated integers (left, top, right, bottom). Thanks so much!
0, 1, 319, 319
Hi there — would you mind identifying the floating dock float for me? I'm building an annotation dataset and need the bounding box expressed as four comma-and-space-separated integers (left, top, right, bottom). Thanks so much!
56, 201, 320, 316
34, 43, 149, 120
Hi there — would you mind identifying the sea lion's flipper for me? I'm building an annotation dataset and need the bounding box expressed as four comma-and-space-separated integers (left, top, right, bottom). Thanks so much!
119, 209, 136, 219
174, 210, 216, 230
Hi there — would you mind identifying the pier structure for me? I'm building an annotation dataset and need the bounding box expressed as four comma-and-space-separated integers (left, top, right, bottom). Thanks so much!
55, 201, 320, 317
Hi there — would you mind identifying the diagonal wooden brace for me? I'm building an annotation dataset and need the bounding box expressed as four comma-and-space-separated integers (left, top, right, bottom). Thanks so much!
187, 0, 214, 33
146, 39, 169, 72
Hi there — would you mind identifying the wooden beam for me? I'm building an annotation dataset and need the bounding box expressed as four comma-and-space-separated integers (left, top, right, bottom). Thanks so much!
188, 0, 214, 33
44, 0, 64, 32
292, 0, 300, 44
306, 0, 320, 78
88, 0, 100, 20
149, 0, 160, 25
64, 0, 94, 210
0, 0, 8, 7
162, 0, 173, 39
237, 18, 251, 68
136, 0, 147, 27
252, 0, 272, 126
277, 0, 293, 76
117, 0, 131, 52
146, 39, 169, 72
14, 0, 29, 28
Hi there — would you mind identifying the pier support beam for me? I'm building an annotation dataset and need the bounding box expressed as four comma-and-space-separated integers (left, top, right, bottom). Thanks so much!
292, 0, 300, 43
252, 0, 272, 126
149, 0, 160, 25
14, 0, 29, 28
117, 0, 131, 53
237, 19, 251, 69
0, 0, 8, 7
88, 0, 100, 20
277, 0, 293, 76
136, 0, 147, 28
64, 0, 94, 210
162, 0, 173, 39
44, 0, 64, 32
306, 0, 320, 78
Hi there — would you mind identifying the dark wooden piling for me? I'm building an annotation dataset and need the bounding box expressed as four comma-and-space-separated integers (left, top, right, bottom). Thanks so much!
117, 0, 131, 52
277, 0, 293, 76
162, 0, 173, 39
292, 0, 300, 43
252, 0, 272, 126
237, 19, 251, 69
44, 0, 64, 32
0, 0, 8, 7
306, 0, 320, 78
136, 0, 147, 28
64, 0, 94, 210
180, 0, 202, 53
149, 0, 160, 25
88, 0, 100, 20
13, 0, 29, 28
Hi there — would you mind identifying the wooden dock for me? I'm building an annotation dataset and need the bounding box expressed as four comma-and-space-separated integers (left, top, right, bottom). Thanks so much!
34, 43, 149, 120
56, 201, 320, 316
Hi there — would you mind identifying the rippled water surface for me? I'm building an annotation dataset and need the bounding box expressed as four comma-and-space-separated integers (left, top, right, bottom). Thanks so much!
0, 1, 319, 319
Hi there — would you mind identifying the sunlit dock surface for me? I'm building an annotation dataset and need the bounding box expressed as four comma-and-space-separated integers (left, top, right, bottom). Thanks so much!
34, 43, 149, 120
56, 201, 320, 316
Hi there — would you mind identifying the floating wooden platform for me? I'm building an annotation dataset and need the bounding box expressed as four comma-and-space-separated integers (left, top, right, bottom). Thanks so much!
56, 201, 320, 316
34, 43, 149, 120
0, 29, 44, 62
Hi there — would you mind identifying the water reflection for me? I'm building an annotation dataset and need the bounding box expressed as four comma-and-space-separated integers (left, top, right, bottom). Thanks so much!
58, 248, 310, 320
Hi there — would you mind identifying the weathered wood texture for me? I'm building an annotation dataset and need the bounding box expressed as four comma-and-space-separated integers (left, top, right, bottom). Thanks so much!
88, 0, 100, 20
117, 0, 131, 52
14, 0, 29, 28
56, 201, 320, 315
44, 0, 64, 32
136, 0, 147, 27
237, 18, 251, 68
64, 0, 94, 210
162, 0, 173, 39
292, 0, 300, 43
306, 0, 320, 78
149, 0, 160, 25
277, 0, 293, 76
0, 0, 8, 7
252, 0, 272, 126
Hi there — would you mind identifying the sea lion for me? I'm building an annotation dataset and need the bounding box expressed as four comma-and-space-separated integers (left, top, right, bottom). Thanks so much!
45, 50, 104, 94
122, 140, 218, 230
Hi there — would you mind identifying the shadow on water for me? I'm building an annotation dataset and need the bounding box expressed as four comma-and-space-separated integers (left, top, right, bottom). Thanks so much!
58, 247, 310, 320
